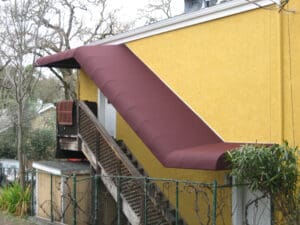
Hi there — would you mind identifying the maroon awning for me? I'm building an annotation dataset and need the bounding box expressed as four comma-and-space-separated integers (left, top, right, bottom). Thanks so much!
36, 45, 240, 170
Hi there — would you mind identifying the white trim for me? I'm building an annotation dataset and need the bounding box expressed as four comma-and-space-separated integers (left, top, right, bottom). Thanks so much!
38, 103, 55, 114
98, 89, 106, 126
32, 162, 62, 176
98, 89, 117, 138
90, 0, 278, 46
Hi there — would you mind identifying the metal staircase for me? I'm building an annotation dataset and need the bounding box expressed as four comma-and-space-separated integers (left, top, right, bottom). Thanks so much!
77, 101, 186, 225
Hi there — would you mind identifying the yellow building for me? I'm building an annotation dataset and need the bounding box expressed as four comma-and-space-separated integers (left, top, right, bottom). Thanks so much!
36, 0, 299, 224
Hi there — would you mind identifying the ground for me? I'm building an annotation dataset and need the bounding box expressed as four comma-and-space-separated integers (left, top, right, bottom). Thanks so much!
0, 211, 37, 225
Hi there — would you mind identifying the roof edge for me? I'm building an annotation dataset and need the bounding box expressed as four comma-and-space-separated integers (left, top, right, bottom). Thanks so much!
90, 0, 277, 46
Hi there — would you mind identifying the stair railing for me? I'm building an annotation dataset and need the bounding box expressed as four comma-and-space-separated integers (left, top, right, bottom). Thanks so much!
77, 100, 141, 177
77, 100, 185, 225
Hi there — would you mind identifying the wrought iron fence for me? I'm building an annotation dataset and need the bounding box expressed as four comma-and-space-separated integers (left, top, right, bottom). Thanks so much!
32, 170, 228, 225
0, 167, 274, 225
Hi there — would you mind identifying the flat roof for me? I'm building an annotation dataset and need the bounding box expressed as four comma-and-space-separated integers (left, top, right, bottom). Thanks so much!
32, 161, 90, 176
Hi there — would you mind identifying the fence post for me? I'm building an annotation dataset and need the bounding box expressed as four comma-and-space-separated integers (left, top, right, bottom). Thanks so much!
175, 181, 179, 225
117, 175, 122, 225
50, 174, 54, 222
144, 177, 149, 225
94, 175, 99, 225
212, 180, 217, 225
73, 174, 77, 225
31, 169, 35, 216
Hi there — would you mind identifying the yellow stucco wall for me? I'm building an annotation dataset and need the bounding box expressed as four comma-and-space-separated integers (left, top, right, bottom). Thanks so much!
116, 113, 232, 225
127, 8, 282, 144
76, 2, 300, 147
77, 1, 300, 224
78, 70, 97, 102
281, 0, 300, 147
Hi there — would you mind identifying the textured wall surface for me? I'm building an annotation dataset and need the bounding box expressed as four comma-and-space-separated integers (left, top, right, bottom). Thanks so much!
127, 8, 282, 144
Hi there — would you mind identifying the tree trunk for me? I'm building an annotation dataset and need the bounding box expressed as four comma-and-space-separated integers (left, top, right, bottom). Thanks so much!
63, 79, 70, 100
61, 69, 75, 100
17, 102, 25, 189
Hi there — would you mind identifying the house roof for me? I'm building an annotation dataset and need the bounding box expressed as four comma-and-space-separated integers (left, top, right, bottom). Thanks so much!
36, 45, 240, 170
32, 161, 90, 175
38, 103, 55, 114
87, 0, 277, 45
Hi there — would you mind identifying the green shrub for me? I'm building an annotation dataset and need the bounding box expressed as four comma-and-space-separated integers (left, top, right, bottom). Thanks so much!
25, 128, 55, 161
0, 183, 31, 217
0, 128, 17, 159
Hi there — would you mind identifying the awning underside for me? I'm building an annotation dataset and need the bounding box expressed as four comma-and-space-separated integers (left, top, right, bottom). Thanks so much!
36, 45, 240, 170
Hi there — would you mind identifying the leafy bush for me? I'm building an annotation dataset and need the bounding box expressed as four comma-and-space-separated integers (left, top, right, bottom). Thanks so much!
25, 128, 55, 161
0, 128, 17, 159
0, 127, 55, 162
227, 142, 299, 225
0, 183, 31, 216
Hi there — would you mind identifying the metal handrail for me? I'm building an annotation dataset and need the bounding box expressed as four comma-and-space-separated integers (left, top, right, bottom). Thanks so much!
78, 101, 142, 177
77, 100, 188, 225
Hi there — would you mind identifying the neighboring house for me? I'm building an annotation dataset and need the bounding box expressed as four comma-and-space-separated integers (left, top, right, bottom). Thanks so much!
31, 103, 56, 130
0, 103, 55, 133
35, 0, 300, 224
0, 159, 19, 184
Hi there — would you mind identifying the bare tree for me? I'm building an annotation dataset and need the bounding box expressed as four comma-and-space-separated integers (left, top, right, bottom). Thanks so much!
138, 0, 173, 25
35, 0, 129, 99
0, 60, 11, 72
0, 0, 47, 189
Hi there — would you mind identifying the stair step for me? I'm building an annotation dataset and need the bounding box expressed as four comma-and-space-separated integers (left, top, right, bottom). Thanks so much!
80, 135, 185, 224
131, 160, 138, 167
138, 168, 145, 175
162, 200, 169, 209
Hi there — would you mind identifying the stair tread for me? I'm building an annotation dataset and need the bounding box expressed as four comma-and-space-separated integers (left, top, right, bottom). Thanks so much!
77, 107, 186, 225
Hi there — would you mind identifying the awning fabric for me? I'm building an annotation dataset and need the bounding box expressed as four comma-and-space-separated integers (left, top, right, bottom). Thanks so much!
36, 45, 240, 170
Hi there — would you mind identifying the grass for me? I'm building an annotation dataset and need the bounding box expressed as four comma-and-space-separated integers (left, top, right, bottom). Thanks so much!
0, 210, 38, 225
0, 183, 31, 217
